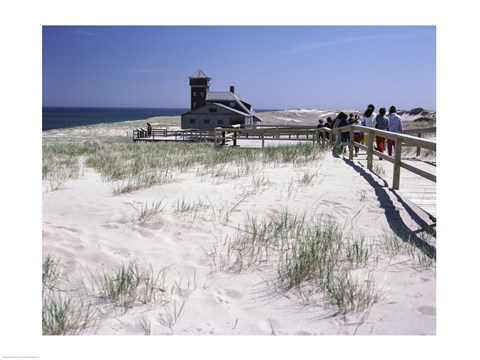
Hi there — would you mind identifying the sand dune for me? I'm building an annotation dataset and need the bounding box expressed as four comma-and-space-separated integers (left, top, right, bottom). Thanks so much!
42, 117, 436, 336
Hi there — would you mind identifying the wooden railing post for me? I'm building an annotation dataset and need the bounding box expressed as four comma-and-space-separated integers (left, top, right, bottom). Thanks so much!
367, 129, 374, 171
416, 132, 422, 156
349, 126, 354, 160
393, 135, 403, 190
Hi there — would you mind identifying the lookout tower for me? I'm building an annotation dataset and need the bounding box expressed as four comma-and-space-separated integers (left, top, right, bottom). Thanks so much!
189, 70, 211, 111
181, 70, 261, 130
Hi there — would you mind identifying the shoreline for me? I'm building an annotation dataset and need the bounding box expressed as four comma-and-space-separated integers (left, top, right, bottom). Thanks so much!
42, 109, 436, 139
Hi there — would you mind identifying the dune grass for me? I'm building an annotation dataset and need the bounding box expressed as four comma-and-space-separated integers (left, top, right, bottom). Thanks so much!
42, 255, 192, 334
137, 314, 152, 335
43, 137, 328, 194
129, 200, 165, 224
208, 210, 379, 313
380, 231, 436, 269
42, 292, 98, 335
42, 256, 98, 335
42, 254, 62, 290
158, 298, 187, 331
209, 209, 434, 313
88, 261, 167, 311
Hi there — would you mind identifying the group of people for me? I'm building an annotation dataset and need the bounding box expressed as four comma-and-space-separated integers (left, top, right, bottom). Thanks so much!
317, 104, 403, 158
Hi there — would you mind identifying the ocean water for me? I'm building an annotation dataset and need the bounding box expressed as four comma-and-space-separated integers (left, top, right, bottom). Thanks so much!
42, 107, 278, 131
42, 107, 190, 131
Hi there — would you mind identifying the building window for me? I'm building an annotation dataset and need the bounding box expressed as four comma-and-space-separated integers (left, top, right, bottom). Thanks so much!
201, 92, 204, 97
203, 119, 210, 124
209, 107, 217, 113
189, 119, 195, 124
229, 102, 235, 107
218, 119, 224, 125
193, 91, 196, 96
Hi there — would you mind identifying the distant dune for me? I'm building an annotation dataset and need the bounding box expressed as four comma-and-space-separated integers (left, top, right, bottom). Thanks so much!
257, 108, 436, 127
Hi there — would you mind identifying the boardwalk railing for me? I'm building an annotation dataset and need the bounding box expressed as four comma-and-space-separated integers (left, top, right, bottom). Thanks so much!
213, 127, 321, 147
338, 125, 435, 190
213, 125, 436, 191
403, 127, 436, 156
133, 128, 213, 142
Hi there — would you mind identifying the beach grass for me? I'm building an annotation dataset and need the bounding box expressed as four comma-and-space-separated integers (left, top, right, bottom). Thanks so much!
42, 292, 98, 335
158, 298, 186, 331
207, 210, 380, 313
129, 200, 165, 224
88, 261, 167, 311
43, 137, 329, 194
42, 256, 98, 335
379, 231, 436, 268
43, 254, 201, 334
42, 254, 62, 290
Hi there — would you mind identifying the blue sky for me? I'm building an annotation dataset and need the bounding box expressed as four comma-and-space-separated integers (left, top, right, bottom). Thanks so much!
43, 26, 436, 111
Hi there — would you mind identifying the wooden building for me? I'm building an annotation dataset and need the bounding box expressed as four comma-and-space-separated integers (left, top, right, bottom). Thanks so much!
181, 70, 261, 130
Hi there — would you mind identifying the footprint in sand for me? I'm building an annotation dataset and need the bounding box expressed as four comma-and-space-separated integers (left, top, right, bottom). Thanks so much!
102, 223, 119, 230
142, 221, 164, 230
54, 225, 80, 233
295, 330, 314, 335
214, 288, 244, 304
416, 305, 436, 317
110, 321, 122, 332
321, 200, 352, 215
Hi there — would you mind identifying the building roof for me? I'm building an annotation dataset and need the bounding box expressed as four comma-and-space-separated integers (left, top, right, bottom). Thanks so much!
181, 102, 261, 122
206, 91, 236, 101
181, 102, 248, 116
189, 69, 210, 79
212, 102, 252, 116
207, 91, 253, 113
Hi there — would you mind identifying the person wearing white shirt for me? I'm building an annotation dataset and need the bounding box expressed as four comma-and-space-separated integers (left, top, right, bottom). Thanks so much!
362, 104, 376, 148
386, 105, 403, 157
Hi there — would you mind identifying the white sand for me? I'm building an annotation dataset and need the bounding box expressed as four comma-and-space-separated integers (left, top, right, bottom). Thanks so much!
42, 125, 436, 336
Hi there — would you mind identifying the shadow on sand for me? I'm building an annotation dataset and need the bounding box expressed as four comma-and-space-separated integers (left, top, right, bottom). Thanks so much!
335, 152, 436, 260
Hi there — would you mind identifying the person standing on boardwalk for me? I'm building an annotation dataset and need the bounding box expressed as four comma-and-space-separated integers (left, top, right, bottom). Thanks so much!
325, 117, 334, 129
317, 118, 325, 140
348, 113, 355, 124
386, 106, 403, 156
147, 122, 152, 137
351, 114, 363, 156
374, 107, 389, 156
337, 112, 350, 153
325, 117, 334, 142
362, 104, 376, 148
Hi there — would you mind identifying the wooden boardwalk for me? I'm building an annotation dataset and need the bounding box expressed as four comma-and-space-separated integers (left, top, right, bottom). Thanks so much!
352, 152, 436, 221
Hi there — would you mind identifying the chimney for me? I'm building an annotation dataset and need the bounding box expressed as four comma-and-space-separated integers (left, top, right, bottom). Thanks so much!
230, 85, 235, 94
